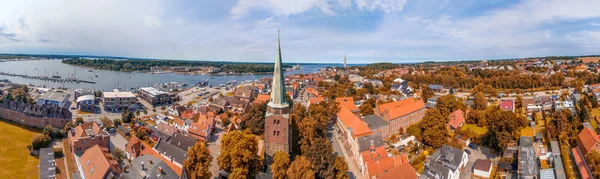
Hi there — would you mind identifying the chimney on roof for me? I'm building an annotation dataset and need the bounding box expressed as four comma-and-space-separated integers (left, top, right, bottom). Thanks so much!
141, 161, 145, 170
149, 159, 153, 164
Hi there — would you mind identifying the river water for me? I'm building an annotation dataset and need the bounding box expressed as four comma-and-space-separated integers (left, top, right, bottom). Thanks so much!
0, 60, 337, 91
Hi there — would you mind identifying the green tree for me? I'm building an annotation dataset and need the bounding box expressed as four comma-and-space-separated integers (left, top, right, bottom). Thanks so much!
112, 148, 126, 164
359, 98, 376, 116
421, 84, 434, 101
286, 156, 315, 179
333, 156, 350, 179
473, 92, 487, 110
218, 131, 262, 179
484, 109, 527, 152
272, 151, 291, 179
419, 109, 448, 148
31, 134, 51, 150
75, 117, 84, 125
136, 126, 149, 140
585, 150, 600, 177
436, 94, 466, 117
243, 102, 267, 135
183, 142, 212, 179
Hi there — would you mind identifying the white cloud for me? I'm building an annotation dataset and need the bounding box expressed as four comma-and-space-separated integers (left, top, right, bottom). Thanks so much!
359, 0, 409, 13
589, 22, 600, 27
144, 16, 162, 27
230, 0, 410, 20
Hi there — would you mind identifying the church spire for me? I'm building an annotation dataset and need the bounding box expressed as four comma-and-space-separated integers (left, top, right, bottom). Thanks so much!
268, 30, 288, 108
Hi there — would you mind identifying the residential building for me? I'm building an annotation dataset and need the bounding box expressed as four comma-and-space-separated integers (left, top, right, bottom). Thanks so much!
336, 103, 373, 158
473, 159, 493, 178
102, 90, 137, 112
76, 95, 96, 113
187, 113, 214, 142
362, 147, 416, 179
263, 31, 291, 163
375, 98, 426, 138
68, 121, 110, 154
572, 147, 593, 179
349, 75, 364, 82
154, 136, 188, 167
518, 136, 538, 179
78, 145, 121, 179
540, 169, 556, 179
356, 134, 385, 174
156, 122, 178, 137
428, 84, 444, 93
422, 145, 469, 179
39, 147, 56, 179
37, 91, 69, 108
125, 136, 145, 160
500, 99, 515, 112
0, 100, 72, 128
233, 86, 254, 102
138, 87, 170, 106
576, 125, 600, 156
361, 114, 389, 136
447, 110, 465, 131
549, 141, 567, 179
122, 154, 179, 179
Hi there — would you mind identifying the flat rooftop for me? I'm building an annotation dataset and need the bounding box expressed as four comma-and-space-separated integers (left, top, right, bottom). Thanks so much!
103, 91, 136, 98
139, 87, 168, 97
38, 91, 68, 102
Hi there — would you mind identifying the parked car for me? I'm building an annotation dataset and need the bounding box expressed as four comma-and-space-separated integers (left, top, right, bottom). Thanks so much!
464, 149, 471, 155
468, 143, 478, 150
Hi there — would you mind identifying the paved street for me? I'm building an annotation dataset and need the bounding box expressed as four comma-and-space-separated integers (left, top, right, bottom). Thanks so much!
207, 126, 225, 178
329, 124, 362, 179
109, 132, 129, 153
460, 146, 499, 179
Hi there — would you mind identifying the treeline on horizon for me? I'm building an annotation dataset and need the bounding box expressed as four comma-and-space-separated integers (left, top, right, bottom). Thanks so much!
402, 66, 600, 90
61, 58, 293, 73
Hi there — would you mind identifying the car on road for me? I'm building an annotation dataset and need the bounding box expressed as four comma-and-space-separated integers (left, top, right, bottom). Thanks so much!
464, 149, 471, 155
469, 143, 478, 150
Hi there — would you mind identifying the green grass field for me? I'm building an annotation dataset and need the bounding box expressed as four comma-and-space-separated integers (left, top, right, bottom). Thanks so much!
0, 120, 42, 178
461, 123, 488, 136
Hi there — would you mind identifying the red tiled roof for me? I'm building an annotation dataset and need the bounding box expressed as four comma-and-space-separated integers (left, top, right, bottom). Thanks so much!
156, 122, 178, 136
79, 145, 120, 179
173, 118, 185, 127
255, 94, 270, 103
578, 127, 600, 154
336, 97, 359, 112
448, 110, 465, 129
310, 97, 325, 104
337, 105, 371, 138
363, 149, 415, 179
125, 136, 144, 159
180, 108, 195, 119
70, 121, 102, 142
572, 147, 593, 179
188, 113, 214, 141
501, 100, 514, 111
377, 98, 425, 120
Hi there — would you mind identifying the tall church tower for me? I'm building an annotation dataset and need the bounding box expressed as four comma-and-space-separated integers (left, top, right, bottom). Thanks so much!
344, 55, 347, 68
264, 30, 290, 162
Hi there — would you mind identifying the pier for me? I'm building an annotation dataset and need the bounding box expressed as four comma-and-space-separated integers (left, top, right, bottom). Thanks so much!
0, 72, 96, 84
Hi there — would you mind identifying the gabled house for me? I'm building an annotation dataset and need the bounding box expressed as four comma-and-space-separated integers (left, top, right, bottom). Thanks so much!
122, 154, 179, 179
233, 86, 254, 102
68, 121, 110, 154
422, 145, 469, 179
447, 110, 465, 132
187, 113, 215, 142
79, 145, 121, 179
500, 99, 515, 112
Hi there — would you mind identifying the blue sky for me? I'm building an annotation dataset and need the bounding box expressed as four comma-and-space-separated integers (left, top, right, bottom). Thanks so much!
0, 0, 600, 63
